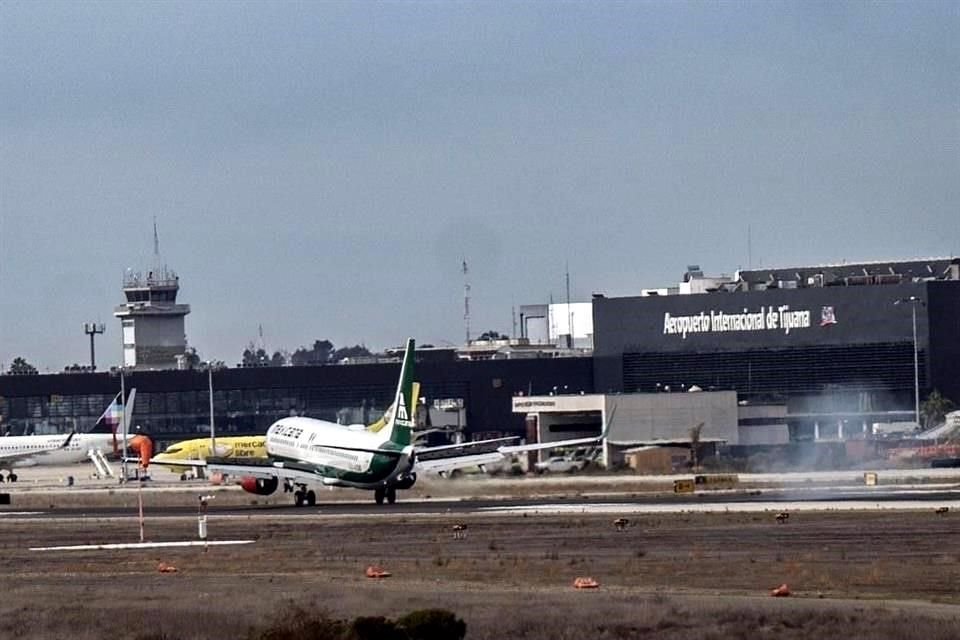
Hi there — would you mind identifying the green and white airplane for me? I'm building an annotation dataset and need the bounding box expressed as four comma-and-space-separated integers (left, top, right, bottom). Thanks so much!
152, 338, 609, 506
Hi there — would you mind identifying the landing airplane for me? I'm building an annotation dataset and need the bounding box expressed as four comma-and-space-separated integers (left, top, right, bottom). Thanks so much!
0, 389, 137, 482
150, 340, 611, 506
150, 382, 424, 477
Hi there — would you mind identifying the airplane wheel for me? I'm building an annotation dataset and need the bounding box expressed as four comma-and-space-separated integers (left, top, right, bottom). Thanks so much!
374, 488, 385, 505
180, 473, 188, 482
294, 491, 306, 507
0, 474, 5, 483
306, 490, 316, 507
8, 473, 17, 483
386, 487, 397, 505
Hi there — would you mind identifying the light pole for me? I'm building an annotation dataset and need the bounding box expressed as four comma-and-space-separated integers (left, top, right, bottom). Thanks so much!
207, 364, 216, 457
895, 296, 923, 428
83, 323, 105, 370
119, 367, 128, 482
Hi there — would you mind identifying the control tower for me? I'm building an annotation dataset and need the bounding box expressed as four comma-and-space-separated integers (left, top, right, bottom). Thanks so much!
114, 265, 191, 369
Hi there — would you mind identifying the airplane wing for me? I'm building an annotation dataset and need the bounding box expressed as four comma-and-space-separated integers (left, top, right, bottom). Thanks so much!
0, 431, 75, 464
414, 405, 618, 473
416, 436, 519, 454
497, 405, 617, 454
498, 435, 607, 454
414, 451, 509, 474
414, 436, 520, 475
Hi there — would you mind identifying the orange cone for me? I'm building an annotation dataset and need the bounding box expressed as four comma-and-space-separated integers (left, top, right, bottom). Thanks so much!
365, 565, 391, 578
573, 577, 600, 589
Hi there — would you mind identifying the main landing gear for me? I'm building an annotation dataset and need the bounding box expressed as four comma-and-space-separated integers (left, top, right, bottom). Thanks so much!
374, 486, 397, 505
292, 483, 316, 507
0, 472, 17, 483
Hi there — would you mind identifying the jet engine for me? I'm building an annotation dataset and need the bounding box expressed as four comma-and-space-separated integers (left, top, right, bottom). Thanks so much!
393, 472, 417, 490
240, 476, 279, 495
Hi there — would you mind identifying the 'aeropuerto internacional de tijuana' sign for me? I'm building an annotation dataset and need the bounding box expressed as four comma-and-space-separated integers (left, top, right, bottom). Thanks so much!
662, 305, 837, 339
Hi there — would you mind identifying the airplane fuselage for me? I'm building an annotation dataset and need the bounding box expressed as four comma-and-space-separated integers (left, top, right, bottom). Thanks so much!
0, 433, 117, 468
266, 417, 413, 490
152, 436, 267, 472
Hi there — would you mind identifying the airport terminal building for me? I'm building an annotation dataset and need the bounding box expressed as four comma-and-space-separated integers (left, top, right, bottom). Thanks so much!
0, 355, 593, 449
592, 258, 960, 441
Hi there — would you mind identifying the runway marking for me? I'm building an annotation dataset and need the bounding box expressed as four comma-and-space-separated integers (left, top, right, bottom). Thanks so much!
479, 500, 960, 515
0, 511, 42, 517
30, 540, 256, 551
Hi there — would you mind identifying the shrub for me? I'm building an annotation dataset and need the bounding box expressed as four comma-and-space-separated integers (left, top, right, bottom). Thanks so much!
347, 616, 404, 640
251, 604, 345, 640
396, 609, 466, 640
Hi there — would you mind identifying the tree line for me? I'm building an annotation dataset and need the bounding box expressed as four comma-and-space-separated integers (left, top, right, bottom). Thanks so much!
240, 339, 372, 368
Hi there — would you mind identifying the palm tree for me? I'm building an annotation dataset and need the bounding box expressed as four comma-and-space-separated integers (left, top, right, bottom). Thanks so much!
689, 422, 704, 472
921, 390, 956, 429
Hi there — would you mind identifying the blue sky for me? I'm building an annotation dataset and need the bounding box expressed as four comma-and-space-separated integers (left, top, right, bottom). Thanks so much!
1, 1, 957, 371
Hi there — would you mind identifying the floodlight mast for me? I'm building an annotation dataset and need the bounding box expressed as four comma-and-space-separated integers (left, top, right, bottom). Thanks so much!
83, 322, 105, 370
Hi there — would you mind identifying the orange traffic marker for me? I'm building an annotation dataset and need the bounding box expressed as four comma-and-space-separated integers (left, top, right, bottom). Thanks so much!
770, 583, 790, 597
573, 577, 600, 589
365, 565, 391, 578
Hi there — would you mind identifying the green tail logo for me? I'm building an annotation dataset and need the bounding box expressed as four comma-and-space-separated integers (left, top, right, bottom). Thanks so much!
380, 338, 415, 447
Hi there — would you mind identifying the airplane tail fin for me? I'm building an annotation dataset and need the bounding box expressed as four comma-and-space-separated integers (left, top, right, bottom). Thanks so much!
378, 339, 415, 447
90, 389, 136, 455
366, 381, 419, 435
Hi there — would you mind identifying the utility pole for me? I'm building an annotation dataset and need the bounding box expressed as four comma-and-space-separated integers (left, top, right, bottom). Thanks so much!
208, 365, 216, 456
462, 259, 471, 344
120, 368, 128, 482
565, 264, 573, 349
83, 323, 105, 370
895, 296, 923, 428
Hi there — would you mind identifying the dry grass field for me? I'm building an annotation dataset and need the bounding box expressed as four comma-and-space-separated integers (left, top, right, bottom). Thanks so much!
0, 507, 958, 639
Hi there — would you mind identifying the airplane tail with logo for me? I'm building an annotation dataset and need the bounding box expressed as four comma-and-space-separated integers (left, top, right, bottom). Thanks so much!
378, 339, 415, 447
90, 389, 137, 455
366, 381, 420, 436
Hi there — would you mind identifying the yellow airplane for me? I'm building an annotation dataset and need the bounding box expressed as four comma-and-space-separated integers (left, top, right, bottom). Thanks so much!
152, 435, 267, 478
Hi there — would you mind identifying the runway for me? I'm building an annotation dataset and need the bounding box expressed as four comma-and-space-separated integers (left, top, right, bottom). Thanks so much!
4, 484, 959, 520
2, 462, 959, 521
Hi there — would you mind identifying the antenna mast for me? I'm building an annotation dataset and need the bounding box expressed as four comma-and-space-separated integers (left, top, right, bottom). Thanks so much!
565, 263, 573, 348
152, 215, 163, 273
462, 259, 471, 344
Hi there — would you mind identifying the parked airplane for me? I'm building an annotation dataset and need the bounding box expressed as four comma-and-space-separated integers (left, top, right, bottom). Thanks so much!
151, 340, 612, 506
152, 435, 267, 478
0, 389, 137, 481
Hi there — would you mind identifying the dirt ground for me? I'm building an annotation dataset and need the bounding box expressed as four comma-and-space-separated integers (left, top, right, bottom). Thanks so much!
0, 508, 958, 639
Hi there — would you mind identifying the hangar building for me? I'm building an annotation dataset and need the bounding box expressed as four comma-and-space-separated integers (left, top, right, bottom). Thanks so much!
512, 391, 742, 467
